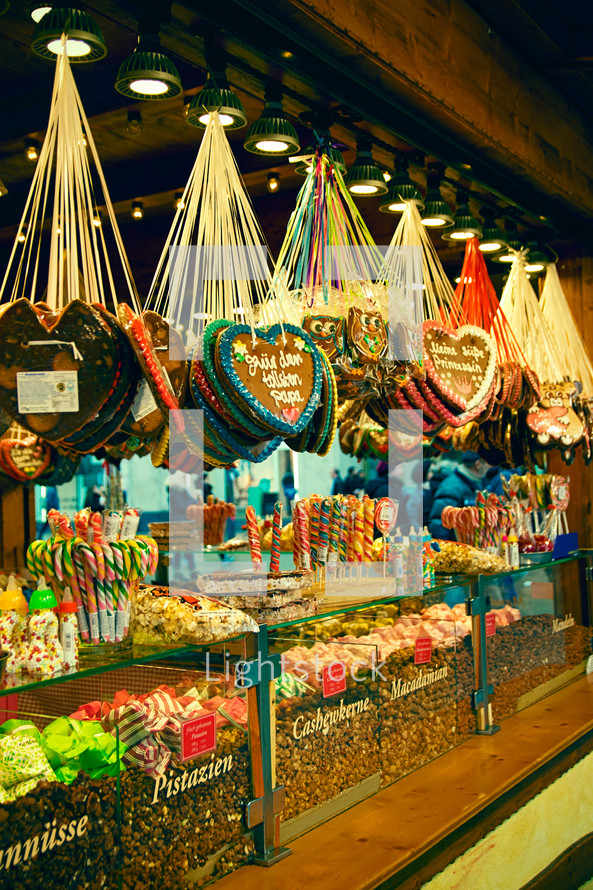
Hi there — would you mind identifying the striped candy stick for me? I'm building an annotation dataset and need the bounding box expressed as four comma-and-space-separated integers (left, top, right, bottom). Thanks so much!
363, 496, 375, 564
354, 504, 365, 565
338, 503, 349, 570
61, 539, 88, 639
318, 499, 331, 568
270, 502, 283, 573
111, 542, 130, 639
295, 501, 311, 572
244, 506, 262, 571
79, 543, 100, 644
309, 499, 321, 572
26, 543, 39, 578
292, 502, 301, 570
101, 543, 116, 642
90, 542, 109, 642
72, 548, 91, 636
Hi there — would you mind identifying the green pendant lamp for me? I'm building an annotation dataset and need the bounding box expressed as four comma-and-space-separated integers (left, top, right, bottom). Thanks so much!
421, 162, 454, 228
187, 42, 246, 129
379, 155, 424, 213
524, 241, 557, 274
492, 218, 523, 263
31, 4, 106, 61
115, 33, 182, 100
478, 206, 507, 253
244, 84, 300, 156
442, 188, 482, 241
344, 137, 388, 196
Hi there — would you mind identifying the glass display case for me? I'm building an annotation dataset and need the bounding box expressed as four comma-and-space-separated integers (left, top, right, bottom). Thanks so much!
0, 642, 255, 889
480, 555, 593, 722
269, 634, 380, 841
0, 554, 591, 883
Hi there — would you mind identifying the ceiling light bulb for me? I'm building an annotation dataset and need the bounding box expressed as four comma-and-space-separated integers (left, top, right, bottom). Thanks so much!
256, 139, 289, 153
129, 78, 168, 96
267, 173, 280, 193
25, 139, 40, 162
479, 240, 503, 252
525, 262, 544, 273
93, 211, 102, 227
422, 216, 448, 227
174, 192, 185, 210
131, 201, 143, 220
47, 36, 91, 56
197, 111, 234, 127
17, 228, 27, 243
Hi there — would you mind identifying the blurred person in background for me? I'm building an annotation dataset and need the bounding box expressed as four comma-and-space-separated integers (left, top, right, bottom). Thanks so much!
428, 451, 490, 540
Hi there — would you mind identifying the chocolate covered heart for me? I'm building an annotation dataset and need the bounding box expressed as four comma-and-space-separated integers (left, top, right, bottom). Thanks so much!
423, 322, 496, 413
0, 299, 118, 442
215, 323, 322, 437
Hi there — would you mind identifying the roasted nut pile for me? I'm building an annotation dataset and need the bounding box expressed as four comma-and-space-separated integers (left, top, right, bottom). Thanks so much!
120, 727, 252, 890
488, 616, 592, 721
377, 644, 473, 786
276, 679, 380, 821
0, 775, 118, 890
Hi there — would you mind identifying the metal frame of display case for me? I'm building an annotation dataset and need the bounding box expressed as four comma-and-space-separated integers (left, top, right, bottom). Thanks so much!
1, 553, 591, 880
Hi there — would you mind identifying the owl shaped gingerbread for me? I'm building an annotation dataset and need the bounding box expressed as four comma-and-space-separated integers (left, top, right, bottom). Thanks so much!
526, 381, 584, 447
347, 306, 388, 365
302, 313, 346, 362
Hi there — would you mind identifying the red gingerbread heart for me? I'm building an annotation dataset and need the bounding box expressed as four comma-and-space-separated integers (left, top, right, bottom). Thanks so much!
282, 407, 300, 423
423, 321, 496, 414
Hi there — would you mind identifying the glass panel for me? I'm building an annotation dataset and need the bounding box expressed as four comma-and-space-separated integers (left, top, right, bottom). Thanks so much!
0, 701, 121, 889
116, 651, 253, 887
481, 555, 592, 721
270, 636, 380, 839
325, 586, 474, 785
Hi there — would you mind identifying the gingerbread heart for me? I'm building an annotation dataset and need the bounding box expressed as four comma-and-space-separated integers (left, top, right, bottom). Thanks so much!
215, 323, 322, 437
423, 321, 496, 414
0, 299, 118, 442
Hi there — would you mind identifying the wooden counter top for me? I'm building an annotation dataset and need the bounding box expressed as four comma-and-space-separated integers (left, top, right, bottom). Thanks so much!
217, 677, 593, 890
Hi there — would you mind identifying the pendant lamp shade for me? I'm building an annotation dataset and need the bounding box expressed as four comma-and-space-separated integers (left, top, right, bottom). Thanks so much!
344, 138, 388, 196
115, 35, 182, 100
31, 6, 107, 62
244, 95, 300, 156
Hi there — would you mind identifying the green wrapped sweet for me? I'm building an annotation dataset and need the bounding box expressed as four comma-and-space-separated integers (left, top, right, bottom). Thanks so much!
0, 734, 56, 793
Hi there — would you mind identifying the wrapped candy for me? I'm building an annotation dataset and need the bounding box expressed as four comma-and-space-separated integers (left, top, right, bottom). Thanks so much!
27, 581, 63, 677
0, 733, 56, 801
0, 575, 29, 674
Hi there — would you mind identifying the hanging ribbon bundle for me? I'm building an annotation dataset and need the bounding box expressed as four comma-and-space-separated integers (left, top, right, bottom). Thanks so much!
494, 251, 586, 465
448, 237, 541, 457
373, 202, 498, 437
146, 113, 332, 469
263, 141, 390, 415
0, 43, 183, 470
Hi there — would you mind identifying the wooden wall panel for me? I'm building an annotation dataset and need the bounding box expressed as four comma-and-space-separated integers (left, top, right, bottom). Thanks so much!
278, 0, 593, 220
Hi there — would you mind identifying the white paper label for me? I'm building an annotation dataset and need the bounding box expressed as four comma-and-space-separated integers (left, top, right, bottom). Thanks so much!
131, 378, 157, 421
587, 654, 593, 675
17, 370, 79, 413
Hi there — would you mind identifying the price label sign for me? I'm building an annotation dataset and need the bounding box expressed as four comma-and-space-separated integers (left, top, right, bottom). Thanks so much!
180, 713, 217, 761
485, 612, 497, 637
414, 637, 432, 665
375, 497, 398, 534
322, 662, 347, 698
